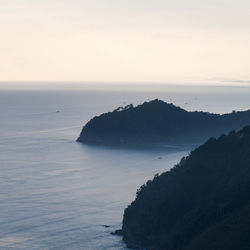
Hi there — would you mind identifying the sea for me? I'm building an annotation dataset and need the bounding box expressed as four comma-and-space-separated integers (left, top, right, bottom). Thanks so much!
0, 83, 250, 249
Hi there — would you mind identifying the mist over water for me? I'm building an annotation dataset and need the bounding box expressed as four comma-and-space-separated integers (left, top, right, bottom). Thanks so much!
1, 84, 250, 249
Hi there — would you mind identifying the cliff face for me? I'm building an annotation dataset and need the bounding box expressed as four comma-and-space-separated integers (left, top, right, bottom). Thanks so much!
77, 99, 250, 146
121, 126, 250, 250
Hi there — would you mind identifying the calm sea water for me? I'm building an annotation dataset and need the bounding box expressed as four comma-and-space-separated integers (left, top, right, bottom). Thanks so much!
0, 84, 250, 249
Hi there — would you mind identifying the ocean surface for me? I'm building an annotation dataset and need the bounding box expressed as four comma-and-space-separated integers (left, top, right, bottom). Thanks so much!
1, 84, 250, 249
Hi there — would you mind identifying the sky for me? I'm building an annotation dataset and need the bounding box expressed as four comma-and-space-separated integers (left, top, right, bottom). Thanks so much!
0, 0, 249, 83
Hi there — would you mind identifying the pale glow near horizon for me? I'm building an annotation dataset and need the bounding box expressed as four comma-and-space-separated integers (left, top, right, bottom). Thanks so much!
0, 0, 249, 83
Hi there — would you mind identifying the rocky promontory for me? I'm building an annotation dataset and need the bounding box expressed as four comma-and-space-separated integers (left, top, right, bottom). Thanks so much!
77, 99, 250, 146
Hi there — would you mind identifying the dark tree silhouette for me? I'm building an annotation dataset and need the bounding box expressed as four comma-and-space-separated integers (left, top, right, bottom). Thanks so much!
77, 99, 250, 146
120, 126, 250, 250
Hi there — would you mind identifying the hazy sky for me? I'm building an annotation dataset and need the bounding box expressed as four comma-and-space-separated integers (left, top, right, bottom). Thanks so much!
0, 0, 249, 82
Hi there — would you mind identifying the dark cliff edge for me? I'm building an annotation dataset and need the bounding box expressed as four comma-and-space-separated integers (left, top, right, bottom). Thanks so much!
77, 99, 250, 147
119, 126, 250, 250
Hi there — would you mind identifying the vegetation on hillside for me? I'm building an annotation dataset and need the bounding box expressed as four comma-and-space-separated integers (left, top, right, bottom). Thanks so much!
77, 99, 250, 146
121, 126, 250, 250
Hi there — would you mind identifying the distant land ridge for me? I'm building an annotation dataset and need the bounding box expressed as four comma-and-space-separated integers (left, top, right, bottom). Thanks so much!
77, 99, 250, 146
120, 126, 250, 250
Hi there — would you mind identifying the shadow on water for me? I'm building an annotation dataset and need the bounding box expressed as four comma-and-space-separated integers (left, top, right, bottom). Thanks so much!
76, 141, 197, 154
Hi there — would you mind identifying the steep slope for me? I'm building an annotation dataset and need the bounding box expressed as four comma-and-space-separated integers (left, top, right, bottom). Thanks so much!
77, 99, 250, 146
121, 126, 250, 250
